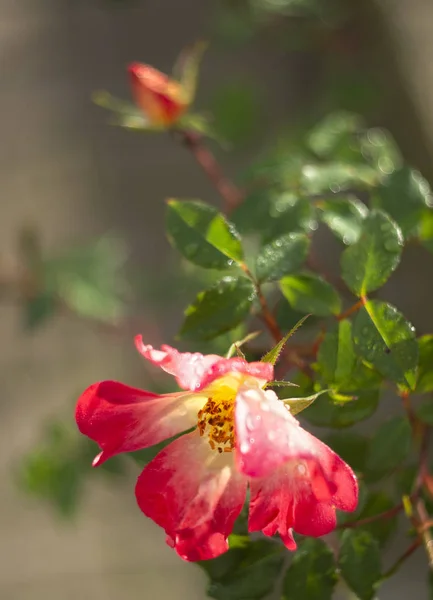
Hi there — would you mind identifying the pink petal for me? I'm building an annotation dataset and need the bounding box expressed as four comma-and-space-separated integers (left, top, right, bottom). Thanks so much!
135, 431, 247, 561
135, 336, 273, 391
248, 433, 358, 550
235, 385, 358, 508
75, 381, 203, 466
235, 385, 298, 478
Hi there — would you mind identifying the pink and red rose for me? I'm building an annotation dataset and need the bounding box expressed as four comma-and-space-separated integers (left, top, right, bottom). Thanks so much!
76, 336, 358, 561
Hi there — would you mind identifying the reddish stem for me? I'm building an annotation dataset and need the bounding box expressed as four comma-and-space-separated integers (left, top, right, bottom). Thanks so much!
382, 539, 421, 579
181, 131, 243, 214
338, 501, 404, 530
337, 296, 367, 321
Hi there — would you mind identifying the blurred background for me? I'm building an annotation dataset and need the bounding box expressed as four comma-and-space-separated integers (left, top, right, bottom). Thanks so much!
1, 0, 433, 598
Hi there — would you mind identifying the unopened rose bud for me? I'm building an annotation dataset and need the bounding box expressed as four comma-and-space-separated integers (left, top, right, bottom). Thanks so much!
128, 63, 188, 127
128, 41, 207, 128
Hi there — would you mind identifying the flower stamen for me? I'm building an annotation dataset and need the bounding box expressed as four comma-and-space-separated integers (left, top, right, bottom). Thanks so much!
198, 396, 235, 453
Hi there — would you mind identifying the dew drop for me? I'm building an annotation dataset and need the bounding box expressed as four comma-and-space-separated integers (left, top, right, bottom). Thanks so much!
384, 239, 401, 252
380, 222, 391, 233
296, 463, 307, 475
240, 441, 250, 454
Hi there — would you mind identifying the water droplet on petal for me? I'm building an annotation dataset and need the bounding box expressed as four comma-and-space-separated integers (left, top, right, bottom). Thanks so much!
240, 441, 250, 454
296, 463, 307, 475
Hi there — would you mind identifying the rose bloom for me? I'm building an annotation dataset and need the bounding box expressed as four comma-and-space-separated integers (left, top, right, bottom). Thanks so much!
76, 336, 358, 561
128, 63, 188, 127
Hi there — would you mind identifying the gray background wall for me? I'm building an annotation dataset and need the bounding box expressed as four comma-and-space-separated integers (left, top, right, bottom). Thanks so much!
0, 1, 432, 598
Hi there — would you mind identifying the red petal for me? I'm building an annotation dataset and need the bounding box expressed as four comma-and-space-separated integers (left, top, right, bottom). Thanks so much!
75, 380, 202, 465
248, 432, 358, 549
135, 431, 247, 561
128, 63, 186, 126
135, 336, 273, 392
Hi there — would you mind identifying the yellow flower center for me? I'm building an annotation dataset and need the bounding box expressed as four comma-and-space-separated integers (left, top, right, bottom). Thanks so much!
197, 388, 235, 454
196, 374, 263, 454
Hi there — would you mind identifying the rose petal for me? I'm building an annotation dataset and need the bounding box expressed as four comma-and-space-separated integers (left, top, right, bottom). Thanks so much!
76, 380, 203, 466
235, 385, 357, 505
200, 357, 273, 392
235, 385, 307, 479
128, 63, 186, 125
135, 430, 247, 561
135, 336, 273, 392
248, 436, 358, 549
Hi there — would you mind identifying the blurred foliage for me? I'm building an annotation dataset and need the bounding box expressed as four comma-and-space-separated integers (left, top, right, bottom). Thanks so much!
18, 418, 125, 517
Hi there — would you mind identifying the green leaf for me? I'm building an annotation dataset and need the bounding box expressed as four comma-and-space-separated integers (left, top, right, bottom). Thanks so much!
174, 40, 207, 103
317, 321, 356, 389
284, 390, 328, 416
255, 232, 310, 282
416, 400, 433, 426
341, 209, 403, 295
230, 190, 317, 242
352, 300, 418, 390
306, 111, 364, 159
360, 127, 402, 173
178, 112, 225, 144
302, 390, 379, 428
415, 335, 433, 394
317, 196, 368, 245
338, 530, 382, 600
283, 538, 338, 600
261, 314, 310, 366
180, 276, 255, 341
325, 431, 368, 472
44, 236, 127, 323
166, 199, 243, 269
17, 420, 124, 517
23, 292, 57, 330
373, 166, 433, 238
93, 91, 163, 131
203, 539, 284, 600
356, 491, 398, 547
395, 465, 417, 498
365, 416, 412, 480
301, 162, 379, 195
279, 273, 341, 316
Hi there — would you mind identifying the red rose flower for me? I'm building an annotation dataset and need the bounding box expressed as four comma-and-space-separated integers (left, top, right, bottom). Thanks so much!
76, 336, 358, 561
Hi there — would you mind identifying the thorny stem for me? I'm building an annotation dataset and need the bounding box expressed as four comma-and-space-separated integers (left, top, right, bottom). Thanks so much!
401, 392, 433, 569
180, 130, 244, 214
415, 499, 433, 569
239, 262, 282, 343
382, 539, 422, 580
337, 500, 406, 530
178, 130, 318, 376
